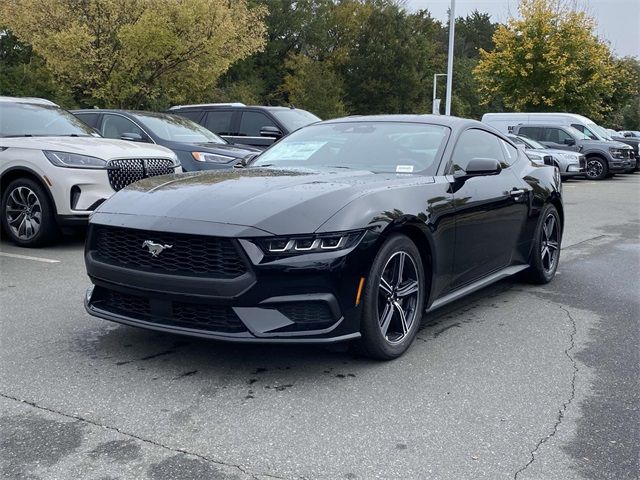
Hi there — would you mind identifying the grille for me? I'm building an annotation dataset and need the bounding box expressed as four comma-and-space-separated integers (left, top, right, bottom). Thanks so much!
172, 302, 246, 333
274, 302, 335, 332
91, 288, 151, 319
90, 287, 246, 334
92, 226, 247, 278
107, 158, 175, 191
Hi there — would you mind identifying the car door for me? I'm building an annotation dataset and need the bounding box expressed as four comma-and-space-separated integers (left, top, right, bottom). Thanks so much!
448, 128, 531, 289
540, 127, 579, 151
202, 110, 236, 140
231, 111, 281, 148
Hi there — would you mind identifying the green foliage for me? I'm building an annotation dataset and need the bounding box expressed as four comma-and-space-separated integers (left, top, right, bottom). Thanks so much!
0, 31, 74, 105
602, 57, 640, 129
474, 0, 619, 122
1, 0, 267, 109
2, 0, 634, 126
283, 54, 347, 119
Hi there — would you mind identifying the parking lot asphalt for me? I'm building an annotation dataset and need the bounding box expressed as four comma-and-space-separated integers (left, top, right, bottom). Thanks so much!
1, 174, 638, 480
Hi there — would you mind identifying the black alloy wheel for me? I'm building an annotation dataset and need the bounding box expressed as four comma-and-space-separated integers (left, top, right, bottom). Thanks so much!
584, 157, 608, 180
523, 203, 561, 284
358, 234, 425, 360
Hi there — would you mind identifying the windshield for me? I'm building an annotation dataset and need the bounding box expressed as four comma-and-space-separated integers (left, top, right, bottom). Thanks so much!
253, 121, 449, 174
0, 102, 96, 137
519, 136, 546, 149
566, 126, 591, 140
270, 109, 321, 131
132, 113, 225, 144
588, 123, 611, 141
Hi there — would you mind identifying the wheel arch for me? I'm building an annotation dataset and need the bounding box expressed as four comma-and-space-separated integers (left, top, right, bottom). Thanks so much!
378, 219, 435, 307
0, 167, 58, 214
548, 195, 564, 235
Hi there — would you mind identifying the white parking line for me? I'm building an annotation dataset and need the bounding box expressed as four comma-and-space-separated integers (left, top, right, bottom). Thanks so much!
0, 252, 60, 263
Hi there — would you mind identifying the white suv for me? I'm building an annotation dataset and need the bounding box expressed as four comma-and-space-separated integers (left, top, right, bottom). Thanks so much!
0, 97, 181, 247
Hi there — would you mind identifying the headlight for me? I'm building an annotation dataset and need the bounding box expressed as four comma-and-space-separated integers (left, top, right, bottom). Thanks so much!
526, 152, 544, 165
559, 153, 579, 161
191, 152, 236, 164
44, 150, 107, 169
256, 230, 365, 255
609, 148, 627, 159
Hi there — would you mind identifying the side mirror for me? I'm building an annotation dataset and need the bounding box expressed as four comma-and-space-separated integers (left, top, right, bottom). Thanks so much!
121, 132, 144, 142
259, 126, 283, 139
563, 138, 576, 146
454, 157, 502, 179
233, 153, 259, 169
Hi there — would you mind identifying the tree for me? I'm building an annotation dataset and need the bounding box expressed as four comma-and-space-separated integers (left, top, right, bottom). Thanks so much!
0, 30, 73, 105
0, 0, 267, 108
602, 57, 640, 129
282, 54, 346, 118
474, 0, 617, 121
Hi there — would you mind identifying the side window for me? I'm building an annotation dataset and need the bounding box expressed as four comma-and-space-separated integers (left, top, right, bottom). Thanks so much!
517, 126, 543, 140
545, 128, 572, 144
571, 124, 597, 139
175, 110, 203, 122
499, 139, 519, 166
238, 111, 277, 137
100, 115, 143, 139
451, 129, 505, 172
204, 111, 233, 135
75, 113, 99, 129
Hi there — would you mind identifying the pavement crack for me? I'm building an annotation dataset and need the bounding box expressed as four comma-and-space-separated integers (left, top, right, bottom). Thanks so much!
513, 305, 579, 480
0, 391, 284, 480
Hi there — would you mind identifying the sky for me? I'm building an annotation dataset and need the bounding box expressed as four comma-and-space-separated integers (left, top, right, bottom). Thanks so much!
405, 0, 640, 58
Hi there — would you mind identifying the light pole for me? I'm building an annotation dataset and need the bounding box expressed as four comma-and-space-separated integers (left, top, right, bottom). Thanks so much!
432, 73, 447, 115
445, 0, 456, 116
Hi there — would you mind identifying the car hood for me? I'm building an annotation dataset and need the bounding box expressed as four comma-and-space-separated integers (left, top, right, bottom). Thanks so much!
164, 140, 261, 158
529, 148, 579, 157
579, 139, 631, 150
0, 136, 176, 160
95, 168, 435, 235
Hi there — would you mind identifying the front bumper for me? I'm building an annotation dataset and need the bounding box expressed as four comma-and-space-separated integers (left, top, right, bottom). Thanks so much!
609, 159, 632, 172
84, 218, 380, 342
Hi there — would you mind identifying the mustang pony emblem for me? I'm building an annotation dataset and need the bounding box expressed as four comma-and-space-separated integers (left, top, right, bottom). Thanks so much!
142, 240, 173, 257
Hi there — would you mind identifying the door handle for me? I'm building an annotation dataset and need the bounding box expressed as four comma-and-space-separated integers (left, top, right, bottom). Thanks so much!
510, 188, 527, 199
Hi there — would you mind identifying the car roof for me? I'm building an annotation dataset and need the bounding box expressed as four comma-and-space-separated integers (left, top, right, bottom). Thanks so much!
167, 103, 307, 112
0, 96, 59, 107
483, 112, 595, 123
72, 109, 181, 120
318, 114, 483, 129
514, 123, 572, 129
168, 102, 246, 110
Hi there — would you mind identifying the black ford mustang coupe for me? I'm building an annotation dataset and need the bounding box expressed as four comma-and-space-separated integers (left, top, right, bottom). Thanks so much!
84, 115, 563, 359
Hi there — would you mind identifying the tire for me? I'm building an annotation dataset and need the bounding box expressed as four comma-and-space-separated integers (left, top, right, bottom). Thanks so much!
522, 203, 561, 284
357, 234, 426, 360
584, 157, 608, 180
1, 177, 59, 247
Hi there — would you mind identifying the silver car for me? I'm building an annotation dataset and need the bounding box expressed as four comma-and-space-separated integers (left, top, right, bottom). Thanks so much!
507, 134, 584, 179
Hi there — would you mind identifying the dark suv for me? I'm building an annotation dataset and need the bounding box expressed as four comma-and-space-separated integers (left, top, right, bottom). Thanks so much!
167, 103, 321, 148
512, 124, 634, 180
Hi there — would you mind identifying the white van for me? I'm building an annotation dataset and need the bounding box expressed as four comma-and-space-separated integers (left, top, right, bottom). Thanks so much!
482, 112, 606, 140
